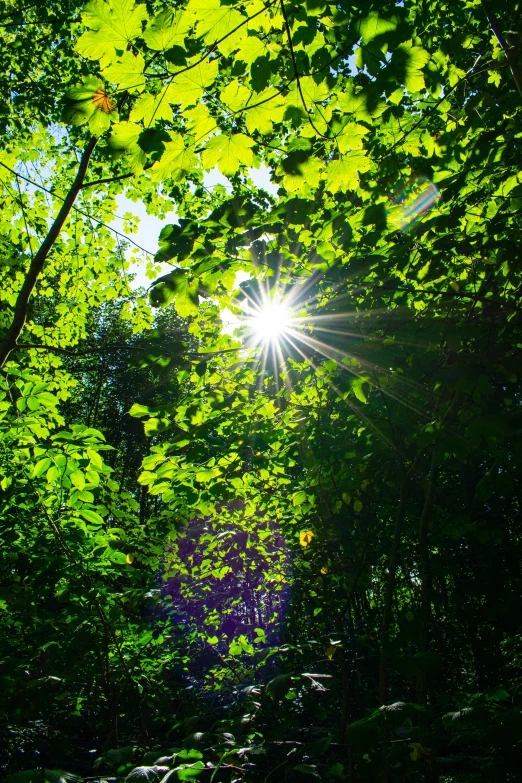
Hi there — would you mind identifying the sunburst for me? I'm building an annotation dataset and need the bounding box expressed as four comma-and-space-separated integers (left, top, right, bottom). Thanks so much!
244, 297, 292, 345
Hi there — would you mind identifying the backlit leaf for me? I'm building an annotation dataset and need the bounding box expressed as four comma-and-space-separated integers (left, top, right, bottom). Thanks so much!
76, 0, 149, 64
103, 51, 146, 93
300, 530, 314, 547
143, 9, 195, 50
202, 133, 255, 176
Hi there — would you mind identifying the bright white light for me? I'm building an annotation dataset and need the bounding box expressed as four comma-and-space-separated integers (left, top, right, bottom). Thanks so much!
250, 301, 291, 342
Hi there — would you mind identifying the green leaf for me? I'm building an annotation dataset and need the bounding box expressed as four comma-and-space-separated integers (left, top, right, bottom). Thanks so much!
187, 0, 244, 45
219, 80, 251, 112
86, 448, 104, 469
351, 377, 368, 404
167, 60, 219, 109
88, 109, 113, 136
175, 278, 200, 317
33, 457, 52, 478
69, 470, 86, 490
287, 75, 330, 107
129, 89, 173, 127
325, 152, 371, 193
79, 509, 105, 526
292, 490, 307, 506
76, 0, 149, 64
151, 133, 198, 182
149, 270, 188, 308
236, 35, 269, 66
143, 9, 195, 51
108, 121, 146, 171
177, 762, 205, 781
337, 82, 386, 121
359, 11, 397, 43
202, 133, 254, 177
129, 403, 152, 418
103, 51, 146, 93
245, 89, 286, 135
391, 41, 430, 92
266, 673, 293, 700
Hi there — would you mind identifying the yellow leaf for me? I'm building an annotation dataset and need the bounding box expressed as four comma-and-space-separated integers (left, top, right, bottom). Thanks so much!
299, 530, 314, 547
342, 492, 351, 504
325, 645, 337, 660
126, 553, 135, 564
449, 281, 459, 292
321, 566, 328, 575
409, 742, 428, 762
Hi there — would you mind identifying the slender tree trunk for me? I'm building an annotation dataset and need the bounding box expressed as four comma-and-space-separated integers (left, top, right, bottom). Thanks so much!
139, 483, 147, 526
0, 137, 97, 367
338, 564, 366, 782
379, 478, 408, 705
416, 453, 437, 782
379, 478, 408, 783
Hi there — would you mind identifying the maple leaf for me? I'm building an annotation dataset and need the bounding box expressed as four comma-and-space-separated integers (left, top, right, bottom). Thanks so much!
184, 105, 216, 143
391, 41, 431, 93
103, 51, 145, 93
76, 0, 148, 65
169, 60, 219, 109
325, 153, 371, 193
244, 88, 286, 135
143, 8, 195, 50
219, 80, 251, 112
186, 0, 245, 45
129, 88, 173, 126
107, 121, 146, 172
151, 133, 198, 182
202, 133, 255, 177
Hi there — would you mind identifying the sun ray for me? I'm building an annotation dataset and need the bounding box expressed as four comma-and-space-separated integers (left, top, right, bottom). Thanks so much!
234, 281, 435, 424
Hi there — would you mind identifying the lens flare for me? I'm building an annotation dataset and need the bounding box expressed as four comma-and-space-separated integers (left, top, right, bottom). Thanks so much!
388, 176, 440, 231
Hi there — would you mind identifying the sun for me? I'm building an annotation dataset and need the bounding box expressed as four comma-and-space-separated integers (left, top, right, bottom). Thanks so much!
249, 300, 291, 343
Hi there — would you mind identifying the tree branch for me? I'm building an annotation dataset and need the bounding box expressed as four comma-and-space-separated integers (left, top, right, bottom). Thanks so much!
0, 137, 98, 368
0, 159, 156, 256
279, 0, 334, 141
80, 162, 153, 190
481, 0, 522, 99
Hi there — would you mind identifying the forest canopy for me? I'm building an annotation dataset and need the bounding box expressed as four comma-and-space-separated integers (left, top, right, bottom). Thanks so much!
1, 0, 522, 781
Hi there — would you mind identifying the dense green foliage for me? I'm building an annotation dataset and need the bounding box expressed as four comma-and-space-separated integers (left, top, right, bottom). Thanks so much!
1, 0, 522, 781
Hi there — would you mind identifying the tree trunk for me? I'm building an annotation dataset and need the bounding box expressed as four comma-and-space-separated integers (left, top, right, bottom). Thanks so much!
379, 479, 409, 705
416, 453, 437, 782
379, 478, 409, 783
